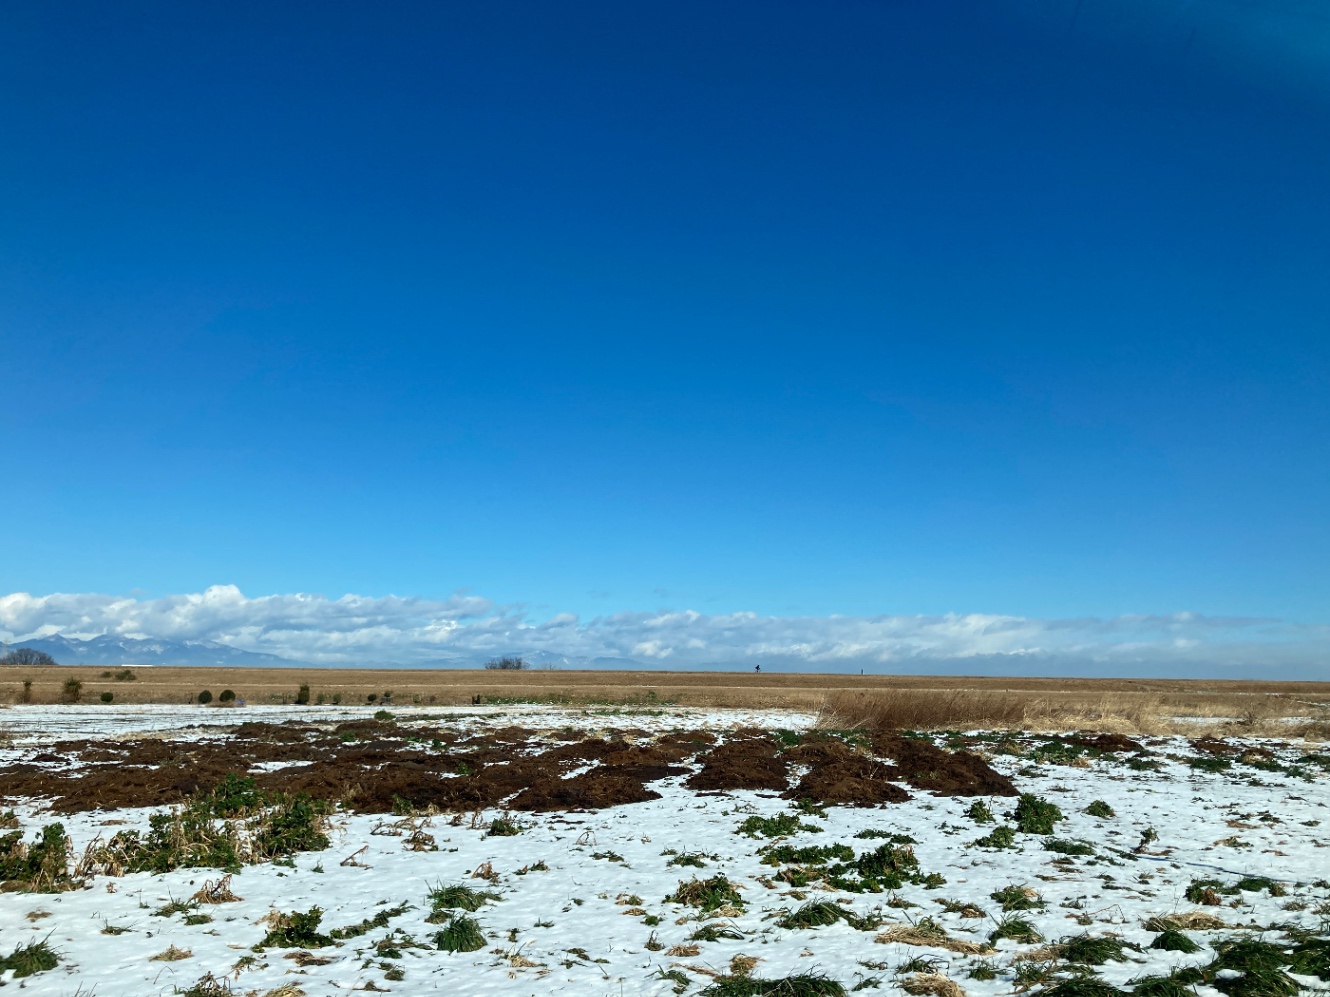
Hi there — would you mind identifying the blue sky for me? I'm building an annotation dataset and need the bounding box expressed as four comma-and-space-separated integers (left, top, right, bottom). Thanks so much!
1, 2, 1327, 673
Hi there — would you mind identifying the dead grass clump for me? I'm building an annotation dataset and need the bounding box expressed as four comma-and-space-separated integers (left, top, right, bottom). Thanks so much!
876, 920, 992, 954
901, 972, 967, 997
821, 691, 1027, 732
666, 943, 701, 957
1148, 912, 1227, 931
150, 944, 193, 961
191, 874, 241, 904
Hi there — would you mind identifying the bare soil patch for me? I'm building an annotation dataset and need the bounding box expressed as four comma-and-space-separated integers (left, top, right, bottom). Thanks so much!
0, 718, 1021, 813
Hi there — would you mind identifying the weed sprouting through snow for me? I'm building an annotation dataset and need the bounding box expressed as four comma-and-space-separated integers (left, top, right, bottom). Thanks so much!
0, 938, 59, 978
1012, 795, 1064, 835
432, 913, 486, 953
698, 973, 847, 996
667, 875, 746, 911
426, 882, 499, 920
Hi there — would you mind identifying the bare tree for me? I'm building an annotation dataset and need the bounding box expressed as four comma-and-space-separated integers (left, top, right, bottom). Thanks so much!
0, 647, 57, 666
484, 656, 527, 670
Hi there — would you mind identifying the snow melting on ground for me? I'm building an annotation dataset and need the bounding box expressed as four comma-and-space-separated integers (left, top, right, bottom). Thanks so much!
1, 707, 1327, 996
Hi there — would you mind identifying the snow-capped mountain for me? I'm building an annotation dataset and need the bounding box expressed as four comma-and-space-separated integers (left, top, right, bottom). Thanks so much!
1, 634, 306, 667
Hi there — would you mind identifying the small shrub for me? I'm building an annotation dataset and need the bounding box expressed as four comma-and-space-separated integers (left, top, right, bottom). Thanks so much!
60, 677, 82, 703
100, 691, 114, 703
367, 693, 378, 703
0, 823, 77, 892
296, 684, 310, 705
218, 689, 236, 703
198, 690, 213, 705
1084, 801, 1115, 819
1188, 755, 1231, 773
374, 709, 395, 722
1012, 794, 1064, 834
114, 668, 136, 681
432, 913, 486, 952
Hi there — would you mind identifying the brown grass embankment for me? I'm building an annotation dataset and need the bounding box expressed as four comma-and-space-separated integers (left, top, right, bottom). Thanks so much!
0, 666, 1326, 737
818, 687, 1330, 738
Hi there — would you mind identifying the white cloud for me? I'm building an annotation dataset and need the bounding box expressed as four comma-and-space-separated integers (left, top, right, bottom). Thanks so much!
0, 586, 1324, 676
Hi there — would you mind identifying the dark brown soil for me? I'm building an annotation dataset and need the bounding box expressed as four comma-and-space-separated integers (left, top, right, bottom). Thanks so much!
686, 737, 789, 791
873, 732, 1018, 797
786, 752, 912, 806
0, 720, 1019, 813
1065, 732, 1144, 753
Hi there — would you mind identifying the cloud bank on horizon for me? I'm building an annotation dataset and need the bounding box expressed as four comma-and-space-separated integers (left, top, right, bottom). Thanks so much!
0, 586, 1324, 678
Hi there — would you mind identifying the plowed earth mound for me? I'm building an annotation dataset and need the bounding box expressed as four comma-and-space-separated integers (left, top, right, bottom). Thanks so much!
686, 738, 789, 791
873, 733, 1018, 797
0, 721, 1018, 812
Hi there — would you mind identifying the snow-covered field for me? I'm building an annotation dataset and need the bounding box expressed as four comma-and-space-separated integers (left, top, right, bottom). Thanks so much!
1, 705, 1327, 996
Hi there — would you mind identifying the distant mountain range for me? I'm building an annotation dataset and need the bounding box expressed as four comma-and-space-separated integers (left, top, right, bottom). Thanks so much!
2, 634, 306, 667
0, 635, 649, 670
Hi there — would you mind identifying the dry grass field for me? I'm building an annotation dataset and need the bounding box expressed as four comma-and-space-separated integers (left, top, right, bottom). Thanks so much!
2, 664, 1327, 736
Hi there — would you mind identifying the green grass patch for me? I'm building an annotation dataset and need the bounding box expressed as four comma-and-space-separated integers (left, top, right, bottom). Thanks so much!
666, 875, 746, 911
990, 916, 1043, 944
736, 814, 823, 838
690, 922, 747, 941
432, 913, 486, 953
777, 901, 877, 931
853, 830, 917, 843
991, 884, 1044, 910
82, 774, 330, 876
699, 974, 847, 996
1059, 934, 1141, 965
257, 907, 333, 949
964, 801, 995, 823
1043, 838, 1095, 856
973, 825, 1017, 849
0, 939, 59, 978
1084, 801, 1115, 819
486, 815, 523, 837
1013, 794, 1065, 835
330, 902, 412, 939
426, 883, 499, 920
1150, 930, 1200, 953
